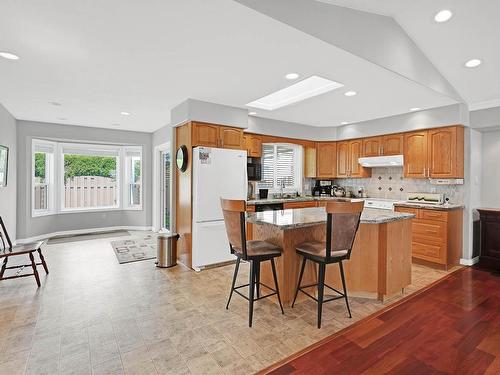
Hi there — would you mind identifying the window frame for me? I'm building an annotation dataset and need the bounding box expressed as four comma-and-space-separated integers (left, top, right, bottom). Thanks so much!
123, 146, 143, 210
258, 142, 303, 193
31, 139, 144, 217
31, 139, 57, 217
59, 142, 122, 214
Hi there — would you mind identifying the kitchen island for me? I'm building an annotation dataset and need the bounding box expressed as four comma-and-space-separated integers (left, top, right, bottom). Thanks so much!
246, 207, 415, 305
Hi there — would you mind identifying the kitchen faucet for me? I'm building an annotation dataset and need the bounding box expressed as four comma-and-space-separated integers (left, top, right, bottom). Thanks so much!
279, 179, 285, 198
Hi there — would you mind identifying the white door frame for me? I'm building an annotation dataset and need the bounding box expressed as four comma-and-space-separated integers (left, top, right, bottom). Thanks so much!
152, 142, 172, 232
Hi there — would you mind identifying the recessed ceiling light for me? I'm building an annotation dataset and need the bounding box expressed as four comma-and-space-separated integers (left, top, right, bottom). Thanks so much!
285, 73, 299, 80
57, 117, 67, 121
0, 51, 19, 60
111, 123, 121, 127
434, 10, 453, 23
410, 107, 421, 111
120, 111, 131, 116
49, 101, 62, 106
247, 75, 344, 111
344, 91, 357, 97
464, 59, 482, 68
341, 121, 349, 125
248, 111, 258, 116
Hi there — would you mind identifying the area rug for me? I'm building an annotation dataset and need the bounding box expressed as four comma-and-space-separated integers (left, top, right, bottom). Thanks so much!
111, 234, 158, 264
48, 230, 130, 244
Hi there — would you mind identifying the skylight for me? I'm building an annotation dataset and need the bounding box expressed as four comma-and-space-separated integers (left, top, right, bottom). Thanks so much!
247, 75, 344, 111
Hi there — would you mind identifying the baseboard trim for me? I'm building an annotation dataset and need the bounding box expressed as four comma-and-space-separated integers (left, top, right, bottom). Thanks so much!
16, 226, 154, 244
460, 256, 479, 266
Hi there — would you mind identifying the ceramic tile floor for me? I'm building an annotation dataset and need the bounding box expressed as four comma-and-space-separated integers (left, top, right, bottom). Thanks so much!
0, 232, 458, 375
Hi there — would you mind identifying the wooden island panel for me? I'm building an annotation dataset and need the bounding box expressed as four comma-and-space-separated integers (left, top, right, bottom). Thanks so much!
255, 219, 412, 306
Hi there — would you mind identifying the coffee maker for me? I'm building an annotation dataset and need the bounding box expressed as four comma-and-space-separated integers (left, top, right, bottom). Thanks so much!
312, 180, 332, 196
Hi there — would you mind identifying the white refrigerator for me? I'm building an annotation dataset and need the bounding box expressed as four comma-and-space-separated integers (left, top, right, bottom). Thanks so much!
192, 147, 247, 270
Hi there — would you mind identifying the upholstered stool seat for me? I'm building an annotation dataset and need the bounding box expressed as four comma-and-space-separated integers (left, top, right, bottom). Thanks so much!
233, 240, 281, 258
295, 241, 348, 262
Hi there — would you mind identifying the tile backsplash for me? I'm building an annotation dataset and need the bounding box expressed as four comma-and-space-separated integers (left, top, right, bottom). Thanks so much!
332, 167, 464, 204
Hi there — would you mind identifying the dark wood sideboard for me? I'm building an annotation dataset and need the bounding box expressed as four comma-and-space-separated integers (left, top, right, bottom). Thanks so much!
477, 209, 500, 270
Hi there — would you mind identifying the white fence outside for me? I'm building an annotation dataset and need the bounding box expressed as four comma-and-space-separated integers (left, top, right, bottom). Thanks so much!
64, 176, 117, 208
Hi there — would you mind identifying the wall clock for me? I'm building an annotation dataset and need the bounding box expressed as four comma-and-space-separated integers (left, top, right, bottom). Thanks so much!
176, 145, 188, 172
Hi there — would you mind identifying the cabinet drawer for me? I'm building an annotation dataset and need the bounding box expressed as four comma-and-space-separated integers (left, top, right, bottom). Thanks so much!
395, 207, 419, 216
412, 242, 446, 263
420, 209, 448, 222
413, 220, 447, 240
284, 201, 316, 209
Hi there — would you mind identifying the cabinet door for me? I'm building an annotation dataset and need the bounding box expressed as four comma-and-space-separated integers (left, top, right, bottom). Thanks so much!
404, 131, 428, 178
362, 137, 382, 157
350, 140, 371, 177
249, 135, 262, 157
382, 134, 404, 155
336, 141, 349, 178
304, 145, 317, 178
428, 126, 463, 178
316, 142, 337, 178
219, 126, 243, 149
192, 122, 219, 147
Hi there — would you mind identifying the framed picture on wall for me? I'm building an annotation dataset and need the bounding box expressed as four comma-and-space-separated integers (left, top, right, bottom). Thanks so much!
0, 145, 8, 187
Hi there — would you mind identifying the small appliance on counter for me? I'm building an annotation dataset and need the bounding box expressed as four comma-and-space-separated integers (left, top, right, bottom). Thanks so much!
312, 180, 332, 196
332, 185, 346, 197
406, 193, 445, 205
259, 188, 269, 199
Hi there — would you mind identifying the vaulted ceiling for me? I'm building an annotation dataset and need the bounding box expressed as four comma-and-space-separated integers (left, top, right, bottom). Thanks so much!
0, 0, 494, 132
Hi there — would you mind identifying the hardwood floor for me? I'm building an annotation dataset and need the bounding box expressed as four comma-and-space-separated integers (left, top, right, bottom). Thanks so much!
262, 267, 500, 375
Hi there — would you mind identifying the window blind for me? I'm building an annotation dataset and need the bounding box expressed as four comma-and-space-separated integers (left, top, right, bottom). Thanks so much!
258, 143, 301, 191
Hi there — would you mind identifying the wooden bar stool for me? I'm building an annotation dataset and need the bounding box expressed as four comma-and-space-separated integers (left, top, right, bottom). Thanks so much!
220, 198, 284, 327
0, 216, 49, 287
292, 201, 364, 328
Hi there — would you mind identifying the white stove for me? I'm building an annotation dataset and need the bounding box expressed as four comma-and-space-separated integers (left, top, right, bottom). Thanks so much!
363, 198, 402, 211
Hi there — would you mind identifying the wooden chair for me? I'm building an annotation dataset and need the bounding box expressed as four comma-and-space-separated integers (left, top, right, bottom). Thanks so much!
0, 216, 49, 287
221, 198, 284, 327
292, 201, 364, 328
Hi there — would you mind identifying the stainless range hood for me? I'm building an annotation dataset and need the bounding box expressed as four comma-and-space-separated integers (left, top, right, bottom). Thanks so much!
358, 155, 403, 168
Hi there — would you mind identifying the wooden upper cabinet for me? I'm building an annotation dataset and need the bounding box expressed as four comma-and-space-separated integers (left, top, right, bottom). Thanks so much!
247, 134, 262, 157
304, 145, 317, 178
316, 142, 337, 178
362, 137, 383, 157
192, 122, 243, 150
382, 134, 404, 155
336, 141, 349, 178
219, 126, 243, 149
404, 131, 428, 178
192, 122, 219, 147
337, 140, 371, 178
350, 139, 370, 177
428, 126, 464, 178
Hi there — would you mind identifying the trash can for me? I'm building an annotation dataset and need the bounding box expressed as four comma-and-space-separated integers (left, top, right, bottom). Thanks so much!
156, 233, 179, 268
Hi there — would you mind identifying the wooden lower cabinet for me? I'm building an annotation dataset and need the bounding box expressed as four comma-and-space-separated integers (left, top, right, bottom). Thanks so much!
395, 206, 463, 269
246, 204, 256, 240
477, 209, 500, 270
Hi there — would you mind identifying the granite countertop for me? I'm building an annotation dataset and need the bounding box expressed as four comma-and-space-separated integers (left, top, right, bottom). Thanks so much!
246, 207, 415, 230
394, 202, 464, 211
247, 196, 354, 205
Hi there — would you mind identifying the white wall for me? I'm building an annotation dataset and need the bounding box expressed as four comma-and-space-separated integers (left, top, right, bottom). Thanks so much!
481, 129, 500, 207
336, 104, 467, 139
247, 116, 337, 140
171, 99, 248, 128
0, 103, 17, 241
16, 120, 153, 240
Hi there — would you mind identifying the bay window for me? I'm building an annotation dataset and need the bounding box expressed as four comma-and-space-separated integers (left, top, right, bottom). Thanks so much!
32, 140, 56, 216
31, 139, 143, 216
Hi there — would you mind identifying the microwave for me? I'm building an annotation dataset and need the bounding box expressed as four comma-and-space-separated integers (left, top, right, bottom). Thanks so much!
247, 157, 261, 181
